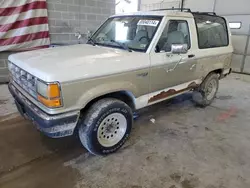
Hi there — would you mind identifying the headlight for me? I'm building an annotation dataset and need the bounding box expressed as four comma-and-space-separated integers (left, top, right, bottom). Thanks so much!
37, 80, 48, 97
37, 80, 62, 108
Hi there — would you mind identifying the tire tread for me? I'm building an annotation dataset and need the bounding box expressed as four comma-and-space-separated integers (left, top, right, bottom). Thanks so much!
193, 72, 219, 107
78, 98, 132, 155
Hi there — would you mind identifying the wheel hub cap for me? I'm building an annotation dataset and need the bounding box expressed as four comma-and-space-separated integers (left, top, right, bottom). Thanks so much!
205, 79, 217, 100
97, 113, 127, 147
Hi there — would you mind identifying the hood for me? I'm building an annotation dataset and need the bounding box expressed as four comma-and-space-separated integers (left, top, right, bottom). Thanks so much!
9, 44, 147, 82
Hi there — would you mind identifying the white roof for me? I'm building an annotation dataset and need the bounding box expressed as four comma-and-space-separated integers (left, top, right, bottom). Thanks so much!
110, 10, 193, 18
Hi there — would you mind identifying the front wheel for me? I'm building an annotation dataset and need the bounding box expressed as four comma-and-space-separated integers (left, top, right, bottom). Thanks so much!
78, 98, 133, 155
192, 73, 219, 107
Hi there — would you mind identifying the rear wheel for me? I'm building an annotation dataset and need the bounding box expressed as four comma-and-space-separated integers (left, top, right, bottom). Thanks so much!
78, 98, 133, 155
192, 73, 219, 107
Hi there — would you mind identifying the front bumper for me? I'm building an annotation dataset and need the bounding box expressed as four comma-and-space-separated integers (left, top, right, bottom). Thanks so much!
9, 83, 80, 138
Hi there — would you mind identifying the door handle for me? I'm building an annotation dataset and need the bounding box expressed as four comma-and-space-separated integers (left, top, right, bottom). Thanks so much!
166, 54, 173, 58
188, 54, 195, 58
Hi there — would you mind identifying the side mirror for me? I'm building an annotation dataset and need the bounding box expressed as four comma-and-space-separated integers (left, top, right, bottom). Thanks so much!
171, 44, 188, 54
86, 30, 93, 39
75, 31, 93, 40
75, 31, 82, 40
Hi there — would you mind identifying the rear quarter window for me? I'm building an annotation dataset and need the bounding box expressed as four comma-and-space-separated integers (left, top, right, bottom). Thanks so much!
193, 14, 229, 49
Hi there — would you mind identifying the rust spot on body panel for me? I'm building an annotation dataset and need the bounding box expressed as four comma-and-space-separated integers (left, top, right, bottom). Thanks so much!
148, 82, 199, 103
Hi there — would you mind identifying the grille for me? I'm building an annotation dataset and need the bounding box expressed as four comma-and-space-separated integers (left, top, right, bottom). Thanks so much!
8, 62, 37, 98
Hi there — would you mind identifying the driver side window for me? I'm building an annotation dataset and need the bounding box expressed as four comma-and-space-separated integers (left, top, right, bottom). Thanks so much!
156, 20, 191, 53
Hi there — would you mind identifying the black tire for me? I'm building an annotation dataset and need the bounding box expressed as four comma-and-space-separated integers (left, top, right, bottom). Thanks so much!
192, 73, 219, 107
78, 98, 133, 156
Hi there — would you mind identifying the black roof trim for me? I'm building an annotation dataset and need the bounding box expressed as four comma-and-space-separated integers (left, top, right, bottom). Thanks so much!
151, 8, 191, 12
150, 8, 217, 16
192, 12, 217, 16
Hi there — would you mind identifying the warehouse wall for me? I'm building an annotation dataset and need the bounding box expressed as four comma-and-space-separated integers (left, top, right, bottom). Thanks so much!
183, 0, 215, 12
46, 0, 115, 44
0, 52, 9, 83
140, 0, 180, 10
0, 0, 115, 83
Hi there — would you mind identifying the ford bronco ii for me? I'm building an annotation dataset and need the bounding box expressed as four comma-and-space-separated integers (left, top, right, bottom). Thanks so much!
8, 9, 233, 155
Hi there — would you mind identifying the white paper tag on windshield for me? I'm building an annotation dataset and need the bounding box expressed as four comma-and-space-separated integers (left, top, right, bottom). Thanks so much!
137, 20, 159, 27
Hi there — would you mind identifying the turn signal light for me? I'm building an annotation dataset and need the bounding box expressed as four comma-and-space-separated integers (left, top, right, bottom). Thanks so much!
38, 95, 62, 108
37, 81, 62, 108
47, 84, 60, 98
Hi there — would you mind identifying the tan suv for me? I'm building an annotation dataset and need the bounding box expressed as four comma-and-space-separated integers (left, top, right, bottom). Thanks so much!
8, 9, 233, 155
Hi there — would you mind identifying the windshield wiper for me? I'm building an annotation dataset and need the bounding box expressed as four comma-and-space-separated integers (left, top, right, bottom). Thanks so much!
110, 40, 132, 52
87, 38, 96, 46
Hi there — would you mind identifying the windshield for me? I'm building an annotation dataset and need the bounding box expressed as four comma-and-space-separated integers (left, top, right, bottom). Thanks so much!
89, 16, 163, 52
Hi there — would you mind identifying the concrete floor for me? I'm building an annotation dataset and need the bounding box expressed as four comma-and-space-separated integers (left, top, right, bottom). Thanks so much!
1, 74, 250, 188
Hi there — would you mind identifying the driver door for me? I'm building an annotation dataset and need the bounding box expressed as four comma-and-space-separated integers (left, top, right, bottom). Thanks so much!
149, 19, 198, 95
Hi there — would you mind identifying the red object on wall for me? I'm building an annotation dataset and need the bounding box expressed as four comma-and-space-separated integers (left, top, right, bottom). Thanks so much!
0, 0, 50, 52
